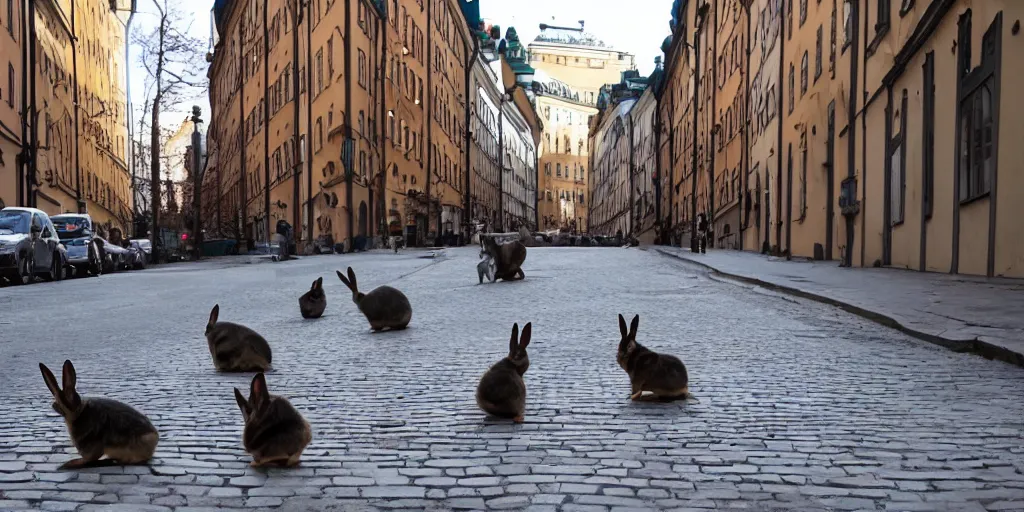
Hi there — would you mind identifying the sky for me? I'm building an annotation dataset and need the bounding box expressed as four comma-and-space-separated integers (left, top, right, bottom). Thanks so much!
128, 0, 675, 123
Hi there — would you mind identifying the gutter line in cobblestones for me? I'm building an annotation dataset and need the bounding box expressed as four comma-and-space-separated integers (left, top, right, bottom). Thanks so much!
654, 248, 1024, 368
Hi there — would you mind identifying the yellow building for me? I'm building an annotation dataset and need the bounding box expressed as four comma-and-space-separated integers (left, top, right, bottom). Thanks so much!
529, 23, 634, 233
206, 0, 473, 250
658, 0, 1024, 278
0, 0, 132, 235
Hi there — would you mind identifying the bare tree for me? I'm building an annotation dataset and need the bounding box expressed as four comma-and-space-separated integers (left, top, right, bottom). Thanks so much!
133, 0, 206, 257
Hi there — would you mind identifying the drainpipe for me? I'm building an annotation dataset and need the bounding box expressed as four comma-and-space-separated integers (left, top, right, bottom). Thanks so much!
305, 0, 313, 245
424, 0, 431, 243
464, 37, 479, 241
343, 0, 353, 250
263, 0, 271, 249
689, 29, 700, 252
291, 0, 301, 248
533, 149, 538, 231
71, 0, 82, 212
378, 11, 386, 243
740, 1, 751, 251
18, 0, 28, 206
125, 6, 136, 224
497, 91, 504, 232
238, 23, 246, 249
27, 0, 38, 208
707, 0, 717, 249
627, 112, 635, 237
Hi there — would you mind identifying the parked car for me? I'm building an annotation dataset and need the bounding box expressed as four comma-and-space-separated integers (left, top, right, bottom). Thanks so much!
51, 213, 104, 277
95, 237, 130, 273
0, 207, 67, 285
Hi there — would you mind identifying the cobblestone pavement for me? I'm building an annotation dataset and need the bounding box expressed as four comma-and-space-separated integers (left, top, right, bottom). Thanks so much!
1, 247, 1023, 511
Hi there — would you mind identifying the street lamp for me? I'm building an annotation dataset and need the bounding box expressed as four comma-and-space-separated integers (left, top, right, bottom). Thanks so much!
190, 106, 204, 261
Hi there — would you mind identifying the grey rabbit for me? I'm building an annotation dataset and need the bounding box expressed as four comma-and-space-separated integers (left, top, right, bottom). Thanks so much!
40, 360, 159, 470
234, 372, 312, 467
616, 314, 695, 402
481, 236, 527, 281
205, 304, 273, 372
299, 277, 327, 319
336, 266, 412, 331
476, 322, 532, 423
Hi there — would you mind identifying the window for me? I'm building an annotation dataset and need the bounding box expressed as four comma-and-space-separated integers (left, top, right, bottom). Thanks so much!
787, 0, 793, 39
815, 25, 823, 80
801, 52, 808, 96
315, 117, 323, 152
556, 163, 561, 177
923, 51, 935, 219
890, 91, 907, 226
843, 0, 853, 48
958, 84, 994, 202
788, 64, 795, 113
876, 0, 890, 32
327, 36, 334, 79
830, 1, 837, 76
315, 49, 323, 94
358, 50, 367, 88
6, 64, 12, 107
800, 0, 807, 26
6, 0, 13, 36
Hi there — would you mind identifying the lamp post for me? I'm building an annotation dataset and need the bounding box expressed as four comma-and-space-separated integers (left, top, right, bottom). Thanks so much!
190, 106, 204, 260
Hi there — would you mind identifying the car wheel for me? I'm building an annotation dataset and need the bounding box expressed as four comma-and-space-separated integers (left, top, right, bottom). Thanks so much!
13, 253, 33, 285
44, 253, 63, 282
88, 243, 103, 276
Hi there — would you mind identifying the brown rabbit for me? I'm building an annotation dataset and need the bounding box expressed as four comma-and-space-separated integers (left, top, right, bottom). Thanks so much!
299, 277, 327, 319
616, 314, 693, 402
336, 267, 412, 331
481, 236, 527, 281
234, 373, 312, 467
205, 304, 273, 372
40, 360, 159, 470
476, 322, 532, 423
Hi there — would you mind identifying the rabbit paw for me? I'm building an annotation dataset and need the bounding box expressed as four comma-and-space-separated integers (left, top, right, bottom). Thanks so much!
512, 415, 524, 424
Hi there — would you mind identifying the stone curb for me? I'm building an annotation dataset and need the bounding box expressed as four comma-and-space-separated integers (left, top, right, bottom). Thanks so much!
653, 247, 1024, 368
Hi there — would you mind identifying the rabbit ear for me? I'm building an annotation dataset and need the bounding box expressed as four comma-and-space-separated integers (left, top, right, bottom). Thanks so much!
234, 388, 250, 415
519, 322, 532, 350
629, 315, 640, 339
347, 267, 358, 290
336, 270, 351, 288
62, 360, 77, 396
208, 304, 220, 328
509, 323, 520, 355
316, 277, 323, 289
39, 363, 62, 400
618, 314, 628, 338
250, 373, 270, 408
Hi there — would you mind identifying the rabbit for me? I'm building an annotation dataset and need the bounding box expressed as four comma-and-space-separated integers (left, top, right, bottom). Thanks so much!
299, 277, 327, 319
336, 266, 412, 331
477, 253, 496, 284
40, 360, 159, 470
616, 314, 694, 402
205, 304, 273, 372
234, 372, 312, 467
481, 236, 527, 281
476, 322, 532, 423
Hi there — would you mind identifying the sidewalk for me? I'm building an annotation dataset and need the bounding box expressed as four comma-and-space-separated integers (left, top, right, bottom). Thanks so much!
654, 246, 1024, 366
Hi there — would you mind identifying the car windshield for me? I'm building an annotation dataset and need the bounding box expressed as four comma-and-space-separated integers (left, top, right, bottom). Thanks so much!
51, 216, 92, 240
0, 211, 31, 235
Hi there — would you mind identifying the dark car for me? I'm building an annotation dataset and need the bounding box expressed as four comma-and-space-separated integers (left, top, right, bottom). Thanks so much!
51, 213, 104, 277
0, 207, 67, 285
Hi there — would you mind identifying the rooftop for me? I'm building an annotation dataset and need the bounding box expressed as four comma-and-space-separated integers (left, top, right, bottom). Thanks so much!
532, 20, 609, 49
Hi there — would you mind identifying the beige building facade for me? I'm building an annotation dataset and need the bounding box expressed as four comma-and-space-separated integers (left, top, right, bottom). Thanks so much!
206, 0, 475, 250
657, 0, 1024, 278
529, 26, 634, 233
0, 0, 132, 235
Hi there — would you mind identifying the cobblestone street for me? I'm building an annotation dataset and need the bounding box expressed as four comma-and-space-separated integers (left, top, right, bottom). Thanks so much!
1, 247, 1023, 511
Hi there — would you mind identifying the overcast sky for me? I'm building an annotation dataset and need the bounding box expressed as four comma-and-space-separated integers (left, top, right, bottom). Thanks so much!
128, 0, 673, 121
